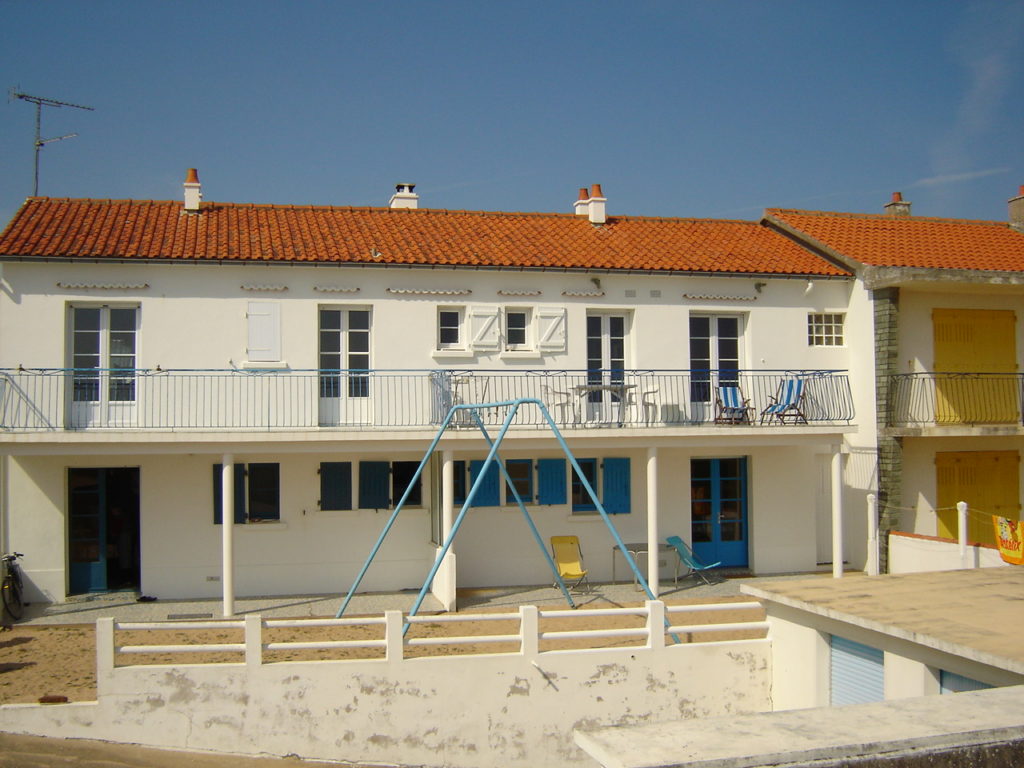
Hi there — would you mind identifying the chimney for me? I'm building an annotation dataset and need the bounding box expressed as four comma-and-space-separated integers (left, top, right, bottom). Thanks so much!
183, 168, 202, 212
884, 191, 911, 217
1009, 184, 1024, 232
573, 183, 606, 224
389, 183, 419, 209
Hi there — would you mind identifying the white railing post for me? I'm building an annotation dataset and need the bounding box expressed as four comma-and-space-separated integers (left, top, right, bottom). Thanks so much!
385, 610, 404, 663
96, 617, 115, 688
245, 614, 262, 667
957, 501, 970, 569
646, 447, 660, 598
520, 604, 539, 658
866, 493, 879, 576
646, 600, 666, 651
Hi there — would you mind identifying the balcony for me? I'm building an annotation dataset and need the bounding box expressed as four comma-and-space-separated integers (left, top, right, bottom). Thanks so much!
0, 368, 854, 433
888, 373, 1024, 429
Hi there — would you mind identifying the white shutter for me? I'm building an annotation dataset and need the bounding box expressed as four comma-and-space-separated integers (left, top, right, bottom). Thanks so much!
537, 307, 567, 352
247, 301, 281, 362
468, 306, 500, 350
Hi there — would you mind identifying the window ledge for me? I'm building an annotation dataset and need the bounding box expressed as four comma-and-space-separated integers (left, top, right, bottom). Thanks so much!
431, 349, 475, 360
242, 361, 290, 370
500, 350, 543, 360
240, 520, 288, 530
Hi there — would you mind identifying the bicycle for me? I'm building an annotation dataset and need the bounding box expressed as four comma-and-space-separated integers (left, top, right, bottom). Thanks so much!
2, 552, 25, 621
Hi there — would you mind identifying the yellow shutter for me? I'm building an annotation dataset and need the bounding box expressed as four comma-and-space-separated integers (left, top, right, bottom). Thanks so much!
932, 309, 1019, 423
936, 451, 1021, 545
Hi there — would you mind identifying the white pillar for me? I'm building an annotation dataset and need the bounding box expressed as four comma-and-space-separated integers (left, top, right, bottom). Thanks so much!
866, 493, 880, 576
831, 448, 844, 578
957, 501, 970, 569
222, 454, 235, 617
647, 447, 659, 597
442, 451, 455, 543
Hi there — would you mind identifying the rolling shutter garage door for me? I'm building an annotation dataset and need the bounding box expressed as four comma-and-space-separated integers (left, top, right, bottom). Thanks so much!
830, 636, 884, 706
940, 670, 993, 694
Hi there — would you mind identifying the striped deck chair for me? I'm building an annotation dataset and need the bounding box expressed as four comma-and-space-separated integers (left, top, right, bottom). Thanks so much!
760, 377, 808, 424
714, 385, 753, 424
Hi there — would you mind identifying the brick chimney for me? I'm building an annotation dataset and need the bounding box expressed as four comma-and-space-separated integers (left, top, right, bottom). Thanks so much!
389, 183, 419, 209
1009, 185, 1024, 233
573, 184, 606, 224
183, 168, 202, 213
884, 192, 911, 217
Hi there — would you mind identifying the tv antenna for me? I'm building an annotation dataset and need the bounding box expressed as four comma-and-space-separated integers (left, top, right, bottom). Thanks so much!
10, 88, 94, 196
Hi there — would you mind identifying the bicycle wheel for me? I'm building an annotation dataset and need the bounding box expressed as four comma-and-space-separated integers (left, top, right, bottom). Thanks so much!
1, 574, 23, 621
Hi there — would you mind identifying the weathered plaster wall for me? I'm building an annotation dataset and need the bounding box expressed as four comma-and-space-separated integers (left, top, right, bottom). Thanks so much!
0, 638, 771, 767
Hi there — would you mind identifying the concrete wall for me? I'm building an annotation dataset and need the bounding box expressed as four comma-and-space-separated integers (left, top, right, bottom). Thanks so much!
0, 628, 771, 767
889, 532, 1010, 574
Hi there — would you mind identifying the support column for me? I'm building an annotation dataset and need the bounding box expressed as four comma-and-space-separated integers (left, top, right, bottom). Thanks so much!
222, 454, 235, 617
831, 447, 845, 578
434, 450, 457, 611
647, 447, 659, 597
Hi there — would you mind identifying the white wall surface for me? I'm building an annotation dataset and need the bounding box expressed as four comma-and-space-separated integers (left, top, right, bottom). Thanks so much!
888, 533, 1010, 573
0, 633, 771, 768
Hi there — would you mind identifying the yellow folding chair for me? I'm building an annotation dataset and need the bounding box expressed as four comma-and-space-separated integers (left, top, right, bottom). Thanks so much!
550, 535, 591, 592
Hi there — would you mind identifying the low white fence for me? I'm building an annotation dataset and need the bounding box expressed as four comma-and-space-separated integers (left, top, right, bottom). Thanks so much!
2, 601, 772, 768
889, 531, 1009, 574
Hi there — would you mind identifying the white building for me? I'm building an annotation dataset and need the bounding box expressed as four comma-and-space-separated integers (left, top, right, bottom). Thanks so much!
0, 174, 871, 610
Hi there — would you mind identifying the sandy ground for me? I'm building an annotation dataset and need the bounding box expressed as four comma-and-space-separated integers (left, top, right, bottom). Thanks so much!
0, 596, 763, 705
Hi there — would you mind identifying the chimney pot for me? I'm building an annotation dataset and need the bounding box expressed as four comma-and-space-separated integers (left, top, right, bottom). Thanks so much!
1009, 184, 1024, 232
574, 187, 590, 216
884, 191, 911, 217
183, 168, 202, 212
590, 183, 604, 199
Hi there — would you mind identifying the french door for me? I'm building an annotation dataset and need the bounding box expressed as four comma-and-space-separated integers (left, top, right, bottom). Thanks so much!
690, 457, 748, 567
585, 313, 628, 423
690, 315, 742, 419
69, 306, 138, 428
319, 307, 372, 425
68, 467, 140, 594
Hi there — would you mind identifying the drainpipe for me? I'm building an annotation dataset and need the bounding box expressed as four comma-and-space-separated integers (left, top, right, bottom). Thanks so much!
831, 447, 845, 578
222, 454, 235, 617
647, 447, 659, 597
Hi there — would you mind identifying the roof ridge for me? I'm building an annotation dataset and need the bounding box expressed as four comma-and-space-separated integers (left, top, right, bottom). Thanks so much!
767, 208, 1010, 227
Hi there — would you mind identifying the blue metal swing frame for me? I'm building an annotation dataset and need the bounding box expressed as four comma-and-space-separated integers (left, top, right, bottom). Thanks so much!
336, 397, 660, 631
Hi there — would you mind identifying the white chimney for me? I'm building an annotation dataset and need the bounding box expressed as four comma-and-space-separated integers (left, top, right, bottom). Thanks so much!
573, 184, 606, 224
183, 168, 202, 212
389, 183, 419, 209
1009, 184, 1024, 233
884, 191, 911, 217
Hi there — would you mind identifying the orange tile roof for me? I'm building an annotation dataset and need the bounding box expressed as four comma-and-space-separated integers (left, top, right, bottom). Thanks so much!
0, 198, 849, 277
767, 209, 1024, 272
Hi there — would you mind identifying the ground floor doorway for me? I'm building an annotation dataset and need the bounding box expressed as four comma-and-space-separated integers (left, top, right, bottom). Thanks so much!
68, 467, 140, 594
690, 457, 748, 567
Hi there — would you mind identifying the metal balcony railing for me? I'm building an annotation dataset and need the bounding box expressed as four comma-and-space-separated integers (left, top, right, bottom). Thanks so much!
888, 373, 1024, 427
0, 368, 854, 433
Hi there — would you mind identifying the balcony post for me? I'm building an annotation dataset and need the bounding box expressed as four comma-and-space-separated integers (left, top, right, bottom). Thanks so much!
646, 447, 660, 597
222, 453, 235, 617
957, 501, 970, 569
866, 493, 880, 576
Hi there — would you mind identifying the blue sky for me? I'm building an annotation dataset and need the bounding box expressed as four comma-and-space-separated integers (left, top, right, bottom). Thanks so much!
2, 1, 1022, 227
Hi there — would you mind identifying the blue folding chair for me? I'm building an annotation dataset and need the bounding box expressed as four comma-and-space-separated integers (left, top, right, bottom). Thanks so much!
760, 378, 808, 424
714, 385, 752, 424
666, 536, 721, 586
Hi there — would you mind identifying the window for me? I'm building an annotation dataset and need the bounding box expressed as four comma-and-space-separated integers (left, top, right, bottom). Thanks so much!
357, 461, 423, 510
571, 457, 631, 515
454, 457, 567, 507
505, 308, 531, 349
504, 459, 533, 502
213, 463, 280, 524
690, 314, 742, 402
319, 308, 371, 398
71, 305, 138, 403
808, 313, 844, 347
438, 309, 463, 349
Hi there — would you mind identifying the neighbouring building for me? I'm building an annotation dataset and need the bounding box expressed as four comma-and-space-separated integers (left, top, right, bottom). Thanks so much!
0, 174, 873, 609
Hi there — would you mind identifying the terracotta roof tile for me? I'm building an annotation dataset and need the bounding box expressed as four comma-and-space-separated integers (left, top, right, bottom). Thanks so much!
0, 197, 849, 277
767, 208, 1024, 272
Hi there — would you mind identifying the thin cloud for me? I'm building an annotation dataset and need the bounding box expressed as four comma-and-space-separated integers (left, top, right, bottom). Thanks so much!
906, 167, 1010, 189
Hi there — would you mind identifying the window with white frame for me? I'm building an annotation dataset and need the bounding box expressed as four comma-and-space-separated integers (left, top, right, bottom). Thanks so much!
808, 313, 845, 346
319, 307, 371, 397
71, 305, 139, 403
438, 308, 464, 349
504, 308, 531, 350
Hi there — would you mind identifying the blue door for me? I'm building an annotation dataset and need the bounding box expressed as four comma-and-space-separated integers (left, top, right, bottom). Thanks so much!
690, 457, 748, 567
69, 468, 140, 594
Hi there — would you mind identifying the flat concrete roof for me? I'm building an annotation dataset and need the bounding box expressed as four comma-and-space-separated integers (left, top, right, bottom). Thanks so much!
741, 567, 1024, 674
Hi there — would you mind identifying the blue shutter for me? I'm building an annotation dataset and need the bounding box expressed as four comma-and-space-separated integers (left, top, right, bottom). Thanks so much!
830, 636, 884, 706
320, 462, 352, 510
537, 459, 567, 505
359, 461, 390, 509
602, 458, 631, 514
468, 459, 501, 507
213, 464, 246, 524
